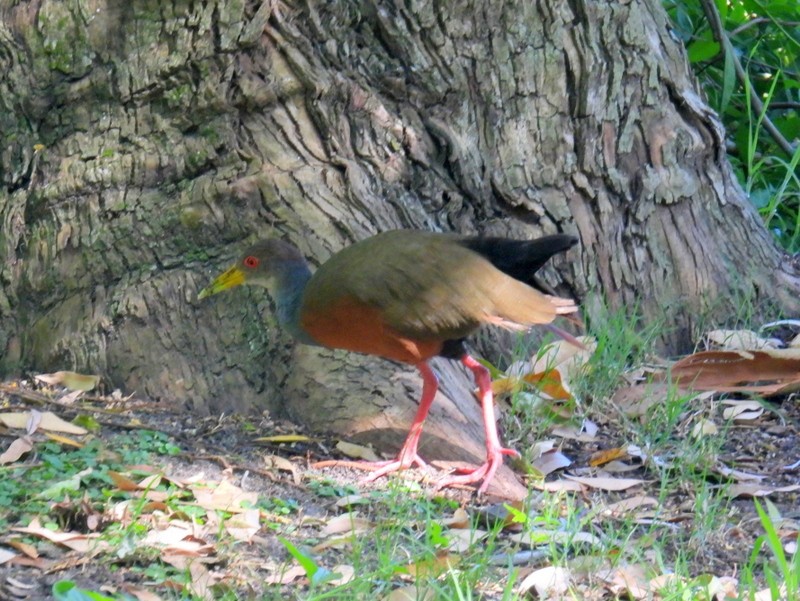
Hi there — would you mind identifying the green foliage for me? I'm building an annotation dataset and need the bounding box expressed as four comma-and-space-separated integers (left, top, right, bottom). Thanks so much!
745, 500, 800, 600
52, 581, 130, 601
665, 0, 800, 249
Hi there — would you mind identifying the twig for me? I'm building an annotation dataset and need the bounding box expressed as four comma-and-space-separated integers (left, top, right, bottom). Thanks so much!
699, 0, 798, 158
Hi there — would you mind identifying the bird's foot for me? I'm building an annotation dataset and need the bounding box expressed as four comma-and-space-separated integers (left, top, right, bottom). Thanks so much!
434, 446, 519, 494
363, 452, 430, 483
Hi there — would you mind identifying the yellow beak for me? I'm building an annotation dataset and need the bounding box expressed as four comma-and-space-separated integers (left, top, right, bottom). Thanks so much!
198, 266, 246, 299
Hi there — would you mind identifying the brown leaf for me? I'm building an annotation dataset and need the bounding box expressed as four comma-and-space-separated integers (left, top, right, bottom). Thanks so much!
263, 564, 306, 585
108, 471, 143, 492
729, 483, 800, 498
601, 496, 659, 518
611, 382, 674, 418
191, 480, 258, 513
263, 454, 301, 485
35, 371, 100, 391
668, 349, 800, 395
224, 509, 260, 542
564, 475, 645, 491
518, 566, 571, 597
12, 518, 105, 553
255, 434, 314, 444
0, 436, 34, 464
0, 548, 17, 565
319, 513, 373, 537
382, 586, 435, 601
43, 432, 84, 448
536, 479, 584, 492
441, 507, 470, 529
551, 419, 599, 441
328, 564, 356, 586
704, 329, 782, 350
400, 552, 460, 578
336, 440, 381, 461
0, 411, 88, 435
7, 540, 38, 558
531, 450, 572, 476
589, 446, 630, 467
721, 400, 764, 421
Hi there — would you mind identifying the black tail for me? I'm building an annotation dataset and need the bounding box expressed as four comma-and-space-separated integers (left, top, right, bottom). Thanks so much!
458, 234, 578, 288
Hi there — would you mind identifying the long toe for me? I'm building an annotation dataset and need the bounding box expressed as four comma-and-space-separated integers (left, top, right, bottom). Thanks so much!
363, 453, 429, 483
434, 446, 514, 493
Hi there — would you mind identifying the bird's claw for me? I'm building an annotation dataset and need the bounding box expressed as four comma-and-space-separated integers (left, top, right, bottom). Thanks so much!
362, 453, 430, 483
434, 445, 517, 494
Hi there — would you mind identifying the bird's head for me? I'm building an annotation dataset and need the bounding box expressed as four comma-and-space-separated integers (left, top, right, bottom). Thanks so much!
197, 239, 307, 299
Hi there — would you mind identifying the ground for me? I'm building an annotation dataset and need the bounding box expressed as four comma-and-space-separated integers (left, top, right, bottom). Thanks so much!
0, 349, 798, 600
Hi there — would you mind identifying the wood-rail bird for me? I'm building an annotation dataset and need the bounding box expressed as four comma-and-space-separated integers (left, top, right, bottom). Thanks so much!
198, 230, 580, 493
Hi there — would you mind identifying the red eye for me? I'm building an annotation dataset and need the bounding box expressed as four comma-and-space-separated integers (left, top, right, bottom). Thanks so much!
243, 256, 259, 268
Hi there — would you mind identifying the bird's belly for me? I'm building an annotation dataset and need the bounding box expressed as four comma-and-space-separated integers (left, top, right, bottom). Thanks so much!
299, 296, 442, 364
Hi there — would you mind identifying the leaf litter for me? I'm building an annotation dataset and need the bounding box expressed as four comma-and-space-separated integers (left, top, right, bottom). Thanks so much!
0, 327, 798, 600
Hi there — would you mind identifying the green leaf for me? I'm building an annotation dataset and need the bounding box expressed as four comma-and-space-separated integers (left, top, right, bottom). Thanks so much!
687, 39, 721, 63
714, 0, 728, 22
52, 581, 120, 601
278, 536, 319, 579
720, 42, 736, 112
278, 536, 338, 585
72, 414, 101, 432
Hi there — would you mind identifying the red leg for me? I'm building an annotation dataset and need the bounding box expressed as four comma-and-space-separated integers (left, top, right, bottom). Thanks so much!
363, 361, 437, 482
435, 354, 519, 494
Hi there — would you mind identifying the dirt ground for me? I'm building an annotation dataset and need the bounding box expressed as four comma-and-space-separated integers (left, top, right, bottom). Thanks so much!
0, 379, 798, 600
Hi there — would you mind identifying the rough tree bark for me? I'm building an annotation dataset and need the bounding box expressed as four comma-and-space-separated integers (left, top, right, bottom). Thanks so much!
1, 0, 797, 497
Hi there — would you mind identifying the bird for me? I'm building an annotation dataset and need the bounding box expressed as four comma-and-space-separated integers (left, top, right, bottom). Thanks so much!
198, 230, 580, 493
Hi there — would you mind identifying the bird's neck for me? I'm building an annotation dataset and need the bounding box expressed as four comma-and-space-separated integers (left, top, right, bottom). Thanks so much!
272, 260, 316, 344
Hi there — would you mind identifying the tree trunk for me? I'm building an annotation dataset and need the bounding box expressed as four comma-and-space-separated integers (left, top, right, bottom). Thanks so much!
1, 0, 797, 498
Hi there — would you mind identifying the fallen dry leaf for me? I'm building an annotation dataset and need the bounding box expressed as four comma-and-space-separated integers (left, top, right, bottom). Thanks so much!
441, 507, 470, 529
35, 371, 100, 391
518, 565, 571, 597
601, 496, 659, 518
224, 509, 260, 542
728, 483, 800, 498
0, 435, 34, 464
535, 479, 584, 492
263, 564, 306, 585
12, 518, 105, 553
611, 382, 675, 418
721, 400, 764, 421
447, 528, 488, 553
144, 524, 195, 547
263, 454, 301, 485
531, 450, 572, 476
7, 541, 38, 558
704, 329, 782, 350
0, 411, 87, 435
191, 480, 258, 513
551, 419, 599, 442
692, 418, 719, 438
336, 440, 381, 461
319, 513, 373, 537
601, 563, 651, 599
509, 529, 602, 548
563, 475, 646, 491
400, 552, 460, 578
494, 336, 596, 400
328, 564, 356, 586
0, 548, 17, 565
382, 586, 435, 601
43, 432, 84, 448
668, 349, 800, 395
589, 446, 630, 467
255, 434, 314, 444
